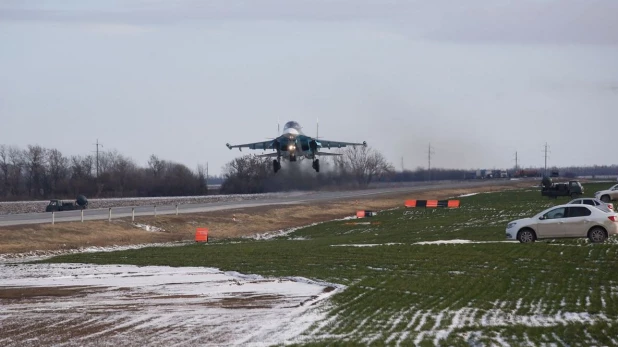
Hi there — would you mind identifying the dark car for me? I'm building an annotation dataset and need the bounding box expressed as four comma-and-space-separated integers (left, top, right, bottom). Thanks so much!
45, 195, 88, 212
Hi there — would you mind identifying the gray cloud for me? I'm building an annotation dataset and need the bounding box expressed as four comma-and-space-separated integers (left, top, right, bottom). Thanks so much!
2, 0, 617, 44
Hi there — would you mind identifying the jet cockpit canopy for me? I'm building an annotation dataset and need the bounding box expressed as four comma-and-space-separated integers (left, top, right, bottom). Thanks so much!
283, 121, 302, 131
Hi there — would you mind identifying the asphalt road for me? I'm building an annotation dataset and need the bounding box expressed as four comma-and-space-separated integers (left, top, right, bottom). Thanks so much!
0, 180, 518, 227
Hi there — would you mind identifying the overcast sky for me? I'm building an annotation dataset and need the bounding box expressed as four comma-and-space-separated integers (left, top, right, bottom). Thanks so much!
1, 0, 617, 175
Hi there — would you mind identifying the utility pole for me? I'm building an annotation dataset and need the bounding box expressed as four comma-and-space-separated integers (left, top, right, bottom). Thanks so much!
543, 142, 550, 177
93, 139, 103, 179
401, 156, 404, 172
427, 143, 435, 181
206, 162, 209, 188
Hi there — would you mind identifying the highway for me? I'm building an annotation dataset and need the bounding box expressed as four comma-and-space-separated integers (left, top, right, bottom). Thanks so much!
0, 180, 519, 227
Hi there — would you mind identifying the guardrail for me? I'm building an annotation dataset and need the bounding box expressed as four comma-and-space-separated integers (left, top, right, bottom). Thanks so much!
50, 204, 182, 225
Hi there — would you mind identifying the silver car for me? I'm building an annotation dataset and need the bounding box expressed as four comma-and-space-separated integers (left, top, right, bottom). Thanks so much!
595, 184, 618, 203
506, 204, 618, 243
568, 197, 614, 212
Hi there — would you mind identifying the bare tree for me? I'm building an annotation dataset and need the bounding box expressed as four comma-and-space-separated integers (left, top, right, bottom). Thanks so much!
7, 147, 24, 197
70, 155, 96, 197
0, 145, 8, 196
335, 146, 394, 187
47, 148, 69, 196
24, 145, 47, 197
110, 155, 136, 196
148, 154, 166, 178
196, 164, 208, 195
220, 155, 271, 194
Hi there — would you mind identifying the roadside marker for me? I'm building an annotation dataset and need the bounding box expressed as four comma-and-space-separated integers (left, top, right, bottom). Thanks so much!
195, 228, 209, 242
356, 210, 377, 218
404, 200, 417, 207
404, 200, 461, 208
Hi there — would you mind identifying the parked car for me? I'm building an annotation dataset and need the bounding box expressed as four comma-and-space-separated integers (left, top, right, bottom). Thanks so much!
568, 197, 614, 212
594, 184, 618, 203
505, 204, 618, 243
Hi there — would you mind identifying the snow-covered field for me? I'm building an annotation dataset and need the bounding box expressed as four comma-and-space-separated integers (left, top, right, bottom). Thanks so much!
0, 263, 344, 347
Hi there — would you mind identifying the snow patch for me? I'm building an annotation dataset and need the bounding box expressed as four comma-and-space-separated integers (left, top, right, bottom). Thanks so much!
331, 243, 404, 248
414, 239, 518, 245
0, 263, 345, 346
133, 223, 164, 232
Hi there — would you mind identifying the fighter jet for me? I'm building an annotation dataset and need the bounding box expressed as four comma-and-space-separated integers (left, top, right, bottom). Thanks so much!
226, 121, 366, 173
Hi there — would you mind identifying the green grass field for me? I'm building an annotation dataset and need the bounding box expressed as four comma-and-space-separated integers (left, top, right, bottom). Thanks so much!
41, 182, 618, 346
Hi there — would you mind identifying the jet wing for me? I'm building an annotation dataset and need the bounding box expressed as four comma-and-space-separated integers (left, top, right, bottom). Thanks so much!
317, 140, 367, 149
226, 140, 275, 151
256, 152, 279, 158
315, 152, 342, 156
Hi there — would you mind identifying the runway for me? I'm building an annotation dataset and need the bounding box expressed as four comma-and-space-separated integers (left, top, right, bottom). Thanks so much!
0, 180, 518, 227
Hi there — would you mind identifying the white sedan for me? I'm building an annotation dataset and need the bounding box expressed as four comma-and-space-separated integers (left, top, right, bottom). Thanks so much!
568, 197, 614, 212
505, 204, 618, 243
595, 184, 618, 203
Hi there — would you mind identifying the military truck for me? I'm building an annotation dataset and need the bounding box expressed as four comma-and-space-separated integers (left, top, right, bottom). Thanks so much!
45, 195, 88, 212
540, 177, 583, 199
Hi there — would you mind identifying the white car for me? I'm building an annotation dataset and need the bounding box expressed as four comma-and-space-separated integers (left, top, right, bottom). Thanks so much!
568, 197, 614, 212
595, 184, 618, 203
505, 204, 618, 243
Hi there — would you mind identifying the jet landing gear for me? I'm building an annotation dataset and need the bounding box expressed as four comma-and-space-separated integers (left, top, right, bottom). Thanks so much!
273, 159, 281, 173
312, 159, 320, 173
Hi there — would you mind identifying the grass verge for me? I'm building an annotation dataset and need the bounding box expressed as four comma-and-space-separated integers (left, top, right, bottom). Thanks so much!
39, 182, 618, 345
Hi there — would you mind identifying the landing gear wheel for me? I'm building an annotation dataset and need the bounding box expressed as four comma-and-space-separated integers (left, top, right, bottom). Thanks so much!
588, 227, 607, 243
517, 229, 536, 243
273, 159, 281, 173
312, 159, 320, 173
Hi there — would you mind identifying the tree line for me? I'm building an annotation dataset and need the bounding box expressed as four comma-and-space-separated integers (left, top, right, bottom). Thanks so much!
220, 146, 394, 194
2, 143, 616, 200
0, 145, 208, 201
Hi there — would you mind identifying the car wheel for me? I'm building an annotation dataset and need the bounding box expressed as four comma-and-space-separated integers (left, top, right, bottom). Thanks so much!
601, 195, 611, 203
517, 229, 536, 243
588, 227, 607, 243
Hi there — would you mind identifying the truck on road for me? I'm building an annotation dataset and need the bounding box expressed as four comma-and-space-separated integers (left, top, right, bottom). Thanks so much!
540, 177, 583, 199
45, 195, 88, 212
